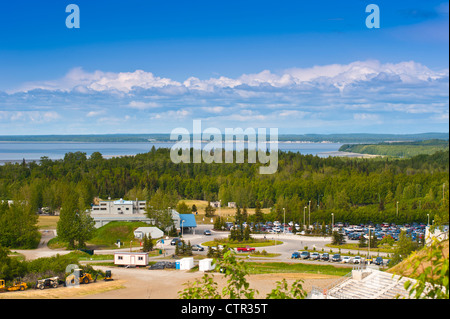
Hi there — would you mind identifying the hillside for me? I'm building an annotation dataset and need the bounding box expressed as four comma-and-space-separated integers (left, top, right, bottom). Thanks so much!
339, 139, 449, 158
387, 240, 449, 279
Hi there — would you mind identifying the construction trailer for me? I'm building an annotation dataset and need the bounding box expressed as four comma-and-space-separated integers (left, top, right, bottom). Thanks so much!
199, 258, 215, 272
175, 257, 195, 270
114, 252, 149, 267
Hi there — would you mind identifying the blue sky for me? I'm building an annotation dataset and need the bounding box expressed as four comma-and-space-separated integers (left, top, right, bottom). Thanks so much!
0, 0, 448, 135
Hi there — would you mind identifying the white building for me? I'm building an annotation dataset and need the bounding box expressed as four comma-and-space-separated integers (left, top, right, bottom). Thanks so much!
114, 252, 149, 267
210, 201, 221, 208
134, 227, 164, 239
91, 198, 146, 215
227, 202, 236, 208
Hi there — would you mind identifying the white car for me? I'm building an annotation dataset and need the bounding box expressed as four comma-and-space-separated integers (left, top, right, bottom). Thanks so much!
342, 256, 352, 263
311, 252, 320, 260
353, 256, 362, 264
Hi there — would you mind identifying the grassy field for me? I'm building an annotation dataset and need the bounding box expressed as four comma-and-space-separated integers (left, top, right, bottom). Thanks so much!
180, 199, 270, 225
246, 262, 352, 276
37, 215, 59, 229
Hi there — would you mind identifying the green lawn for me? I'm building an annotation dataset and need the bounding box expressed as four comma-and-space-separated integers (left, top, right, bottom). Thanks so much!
246, 262, 352, 276
201, 238, 281, 248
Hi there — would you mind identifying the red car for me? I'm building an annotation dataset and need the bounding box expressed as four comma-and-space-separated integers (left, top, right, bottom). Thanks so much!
236, 246, 255, 252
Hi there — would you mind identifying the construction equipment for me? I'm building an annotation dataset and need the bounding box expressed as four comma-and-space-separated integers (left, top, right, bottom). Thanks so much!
0, 279, 27, 292
36, 277, 59, 290
103, 270, 113, 281
65, 269, 94, 286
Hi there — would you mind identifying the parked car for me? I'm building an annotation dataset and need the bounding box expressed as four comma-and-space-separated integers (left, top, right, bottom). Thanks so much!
342, 256, 351, 263
300, 251, 310, 259
331, 254, 341, 262
236, 246, 255, 252
321, 253, 330, 261
374, 257, 384, 265
291, 252, 301, 259
353, 256, 362, 264
192, 244, 204, 251
204, 230, 212, 236
170, 238, 180, 245
311, 252, 320, 260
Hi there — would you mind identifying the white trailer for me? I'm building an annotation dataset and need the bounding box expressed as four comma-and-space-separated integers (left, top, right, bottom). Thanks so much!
199, 258, 215, 272
114, 252, 149, 267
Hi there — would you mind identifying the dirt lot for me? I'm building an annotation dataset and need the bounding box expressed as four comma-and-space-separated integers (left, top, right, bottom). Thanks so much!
0, 266, 339, 299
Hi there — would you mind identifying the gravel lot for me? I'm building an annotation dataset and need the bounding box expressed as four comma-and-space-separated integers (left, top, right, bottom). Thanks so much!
0, 265, 339, 299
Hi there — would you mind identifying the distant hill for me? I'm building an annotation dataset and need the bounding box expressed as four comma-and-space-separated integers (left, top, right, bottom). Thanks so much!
339, 139, 449, 158
0, 132, 448, 144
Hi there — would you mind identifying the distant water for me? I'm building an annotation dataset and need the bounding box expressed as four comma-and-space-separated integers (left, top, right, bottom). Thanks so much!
0, 141, 344, 164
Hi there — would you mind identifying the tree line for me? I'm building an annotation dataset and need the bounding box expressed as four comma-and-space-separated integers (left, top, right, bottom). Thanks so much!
0, 148, 448, 248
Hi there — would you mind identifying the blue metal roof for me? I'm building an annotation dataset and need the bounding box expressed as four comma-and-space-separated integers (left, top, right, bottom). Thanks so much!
179, 214, 197, 228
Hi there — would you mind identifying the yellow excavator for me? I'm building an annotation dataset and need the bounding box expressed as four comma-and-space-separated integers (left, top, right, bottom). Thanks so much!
0, 279, 27, 292
65, 269, 95, 286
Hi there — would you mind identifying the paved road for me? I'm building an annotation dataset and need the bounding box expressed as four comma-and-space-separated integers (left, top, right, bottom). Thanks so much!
13, 224, 390, 267
156, 224, 390, 266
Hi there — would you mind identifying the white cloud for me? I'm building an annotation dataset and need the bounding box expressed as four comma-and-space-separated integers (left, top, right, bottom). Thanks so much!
2, 60, 447, 134
0, 111, 60, 122
353, 113, 381, 121
86, 110, 105, 117
10, 60, 447, 96
127, 101, 160, 109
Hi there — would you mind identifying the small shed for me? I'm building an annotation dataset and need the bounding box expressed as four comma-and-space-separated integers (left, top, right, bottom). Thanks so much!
199, 258, 215, 272
114, 252, 149, 267
178, 257, 194, 270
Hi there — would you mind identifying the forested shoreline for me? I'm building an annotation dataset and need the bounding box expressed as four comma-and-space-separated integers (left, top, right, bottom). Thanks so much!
339, 139, 449, 158
0, 148, 448, 249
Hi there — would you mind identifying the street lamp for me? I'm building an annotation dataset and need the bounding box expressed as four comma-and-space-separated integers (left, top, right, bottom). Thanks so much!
331, 213, 334, 232
308, 200, 311, 229
396, 201, 399, 217
181, 220, 185, 238
303, 206, 307, 230
427, 213, 430, 226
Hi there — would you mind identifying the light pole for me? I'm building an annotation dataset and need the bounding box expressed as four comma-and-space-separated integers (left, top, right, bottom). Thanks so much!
303, 206, 307, 230
331, 213, 334, 232
283, 208, 286, 234
427, 213, 430, 226
396, 201, 399, 217
308, 200, 311, 229
181, 220, 185, 238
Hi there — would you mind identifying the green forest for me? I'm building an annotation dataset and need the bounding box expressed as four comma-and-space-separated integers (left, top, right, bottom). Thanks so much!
339, 139, 449, 158
0, 147, 448, 249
